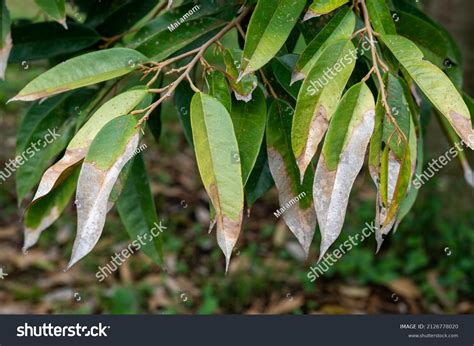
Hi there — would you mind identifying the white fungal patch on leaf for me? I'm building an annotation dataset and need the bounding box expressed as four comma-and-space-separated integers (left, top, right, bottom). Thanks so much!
67, 133, 139, 269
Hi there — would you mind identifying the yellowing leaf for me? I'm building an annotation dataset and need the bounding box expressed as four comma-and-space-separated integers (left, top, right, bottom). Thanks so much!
381, 34, 473, 149
190, 92, 244, 270
304, 0, 349, 21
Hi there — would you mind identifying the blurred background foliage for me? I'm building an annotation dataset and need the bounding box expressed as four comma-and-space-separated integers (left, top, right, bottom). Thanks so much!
0, 0, 472, 314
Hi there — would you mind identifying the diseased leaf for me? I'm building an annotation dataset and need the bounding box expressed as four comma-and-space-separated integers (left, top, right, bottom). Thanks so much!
68, 115, 141, 269
207, 70, 231, 113
116, 153, 163, 263
190, 92, 244, 270
291, 39, 356, 179
31, 88, 150, 204
15, 89, 95, 203
230, 86, 266, 185
314, 83, 375, 259
23, 166, 79, 250
304, 0, 349, 21
267, 99, 316, 256
293, 7, 355, 83
240, 0, 306, 75
9, 22, 100, 62
366, 0, 396, 35
224, 49, 258, 102
10, 48, 147, 102
380, 34, 473, 149
0, 0, 11, 80
34, 0, 67, 29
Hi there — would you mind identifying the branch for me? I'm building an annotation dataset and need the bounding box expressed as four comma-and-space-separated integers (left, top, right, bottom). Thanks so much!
359, 0, 407, 144
132, 7, 252, 128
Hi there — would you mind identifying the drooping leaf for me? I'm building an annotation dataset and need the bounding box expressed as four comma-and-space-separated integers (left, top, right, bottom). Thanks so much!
314, 82, 375, 259
304, 0, 349, 21
10, 48, 147, 102
34, 0, 67, 29
230, 86, 267, 185
380, 34, 473, 149
15, 90, 95, 203
68, 115, 141, 269
0, 0, 11, 80
23, 167, 79, 250
207, 70, 231, 113
135, 17, 225, 61
291, 39, 356, 179
224, 48, 258, 102
245, 139, 274, 208
240, 0, 306, 75
190, 92, 244, 270
267, 99, 316, 256
272, 54, 301, 99
116, 153, 163, 263
293, 7, 355, 83
9, 22, 100, 62
366, 0, 396, 35
30, 88, 150, 205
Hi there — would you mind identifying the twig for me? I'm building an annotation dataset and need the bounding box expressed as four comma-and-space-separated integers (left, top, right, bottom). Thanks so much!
259, 70, 278, 99
132, 7, 253, 128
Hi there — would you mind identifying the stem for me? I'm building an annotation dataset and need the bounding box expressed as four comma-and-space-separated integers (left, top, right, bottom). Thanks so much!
359, 0, 407, 144
133, 7, 252, 127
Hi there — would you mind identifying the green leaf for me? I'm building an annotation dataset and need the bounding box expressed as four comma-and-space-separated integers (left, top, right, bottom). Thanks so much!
34, 0, 66, 28
23, 166, 79, 250
267, 99, 316, 256
380, 34, 473, 149
135, 17, 225, 61
174, 82, 194, 147
96, 0, 157, 37
291, 39, 356, 179
30, 88, 150, 205
241, 0, 306, 75
304, 0, 349, 21
117, 153, 164, 264
15, 90, 95, 203
272, 54, 301, 99
68, 115, 141, 269
224, 48, 258, 102
207, 70, 231, 113
314, 83, 375, 259
230, 86, 267, 185
9, 22, 100, 62
245, 140, 274, 208
10, 48, 147, 102
190, 92, 244, 270
0, 0, 11, 79
366, 0, 396, 35
293, 7, 355, 82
